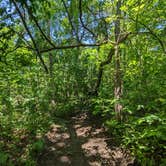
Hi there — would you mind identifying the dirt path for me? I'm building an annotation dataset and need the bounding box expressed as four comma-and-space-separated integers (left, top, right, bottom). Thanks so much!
37, 112, 134, 166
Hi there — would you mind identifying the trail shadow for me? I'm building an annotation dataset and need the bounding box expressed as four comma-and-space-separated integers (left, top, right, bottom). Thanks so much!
71, 112, 134, 166
38, 112, 134, 166
37, 122, 89, 166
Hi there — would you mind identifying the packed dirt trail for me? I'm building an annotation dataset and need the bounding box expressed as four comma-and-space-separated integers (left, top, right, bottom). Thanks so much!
37, 112, 134, 166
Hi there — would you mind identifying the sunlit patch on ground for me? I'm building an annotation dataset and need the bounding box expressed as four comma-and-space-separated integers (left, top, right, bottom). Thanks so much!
38, 112, 134, 166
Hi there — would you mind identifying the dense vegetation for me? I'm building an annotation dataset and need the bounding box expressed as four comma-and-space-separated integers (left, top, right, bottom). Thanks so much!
0, 0, 166, 165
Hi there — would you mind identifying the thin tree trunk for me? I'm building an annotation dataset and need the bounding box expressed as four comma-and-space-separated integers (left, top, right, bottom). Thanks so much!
47, 20, 55, 102
49, 53, 53, 77
114, 0, 123, 121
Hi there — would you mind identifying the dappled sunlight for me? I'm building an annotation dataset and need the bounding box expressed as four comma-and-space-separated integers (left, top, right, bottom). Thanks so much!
45, 124, 70, 143
75, 126, 92, 137
91, 128, 105, 136
38, 112, 134, 166
82, 138, 111, 158
58, 155, 71, 164
56, 142, 66, 148
1, 0, 165, 165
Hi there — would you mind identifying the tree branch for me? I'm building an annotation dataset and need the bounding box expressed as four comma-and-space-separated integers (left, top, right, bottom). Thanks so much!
61, 0, 80, 42
130, 17, 166, 54
23, 2, 56, 49
90, 47, 115, 96
79, 0, 96, 38
32, 42, 108, 54
11, 0, 49, 73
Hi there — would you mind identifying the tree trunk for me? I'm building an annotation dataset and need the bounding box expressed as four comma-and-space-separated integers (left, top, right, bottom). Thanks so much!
47, 20, 55, 102
114, 0, 123, 121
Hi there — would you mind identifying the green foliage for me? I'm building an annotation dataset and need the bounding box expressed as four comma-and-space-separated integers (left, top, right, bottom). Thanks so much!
123, 113, 166, 165
104, 113, 166, 165
30, 139, 45, 157
91, 97, 115, 118
1, 0, 166, 165
0, 152, 9, 165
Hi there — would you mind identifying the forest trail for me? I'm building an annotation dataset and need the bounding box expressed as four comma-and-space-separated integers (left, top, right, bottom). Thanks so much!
37, 112, 134, 166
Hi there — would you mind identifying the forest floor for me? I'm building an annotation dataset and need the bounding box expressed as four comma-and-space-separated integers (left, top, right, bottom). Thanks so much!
37, 112, 134, 166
